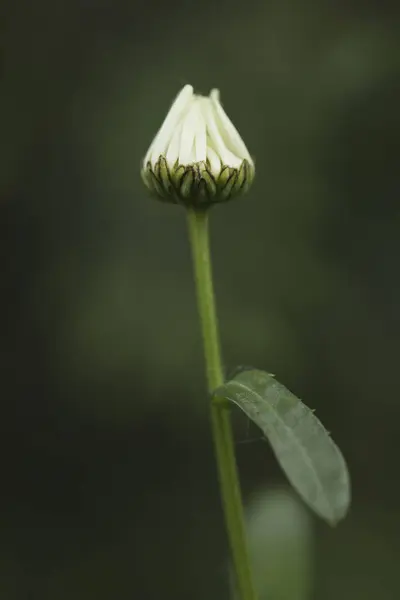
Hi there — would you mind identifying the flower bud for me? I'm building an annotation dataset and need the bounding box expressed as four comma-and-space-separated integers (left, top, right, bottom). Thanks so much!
141, 85, 255, 207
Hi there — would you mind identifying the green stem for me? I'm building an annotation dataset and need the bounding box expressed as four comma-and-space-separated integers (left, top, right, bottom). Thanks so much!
186, 207, 257, 600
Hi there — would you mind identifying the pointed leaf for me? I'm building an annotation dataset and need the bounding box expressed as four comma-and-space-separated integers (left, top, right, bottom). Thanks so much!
214, 369, 351, 525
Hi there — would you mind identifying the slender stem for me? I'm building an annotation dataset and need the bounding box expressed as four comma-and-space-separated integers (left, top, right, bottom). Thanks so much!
186, 207, 257, 600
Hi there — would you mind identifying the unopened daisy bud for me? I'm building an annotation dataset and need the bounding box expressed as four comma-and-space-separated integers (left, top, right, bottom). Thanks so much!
141, 85, 255, 207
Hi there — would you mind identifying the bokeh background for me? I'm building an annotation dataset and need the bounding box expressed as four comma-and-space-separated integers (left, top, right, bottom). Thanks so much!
1, 0, 399, 598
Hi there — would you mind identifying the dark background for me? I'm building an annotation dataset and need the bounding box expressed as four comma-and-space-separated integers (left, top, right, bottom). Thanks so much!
1, 0, 399, 598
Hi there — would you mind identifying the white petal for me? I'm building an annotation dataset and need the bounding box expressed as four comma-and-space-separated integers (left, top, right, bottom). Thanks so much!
179, 98, 207, 165
203, 97, 242, 168
194, 102, 207, 163
210, 89, 253, 165
206, 143, 221, 177
144, 84, 194, 167
165, 119, 183, 168
179, 101, 197, 164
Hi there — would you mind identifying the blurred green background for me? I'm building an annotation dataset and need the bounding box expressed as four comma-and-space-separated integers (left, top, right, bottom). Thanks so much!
1, 0, 399, 598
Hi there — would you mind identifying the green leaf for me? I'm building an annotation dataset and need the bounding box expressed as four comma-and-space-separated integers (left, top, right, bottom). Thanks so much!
214, 369, 351, 525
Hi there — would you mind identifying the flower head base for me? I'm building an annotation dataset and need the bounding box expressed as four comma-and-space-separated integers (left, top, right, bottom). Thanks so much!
141, 85, 255, 207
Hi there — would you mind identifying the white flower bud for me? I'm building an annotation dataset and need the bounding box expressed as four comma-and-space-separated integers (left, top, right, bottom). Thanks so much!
141, 85, 255, 207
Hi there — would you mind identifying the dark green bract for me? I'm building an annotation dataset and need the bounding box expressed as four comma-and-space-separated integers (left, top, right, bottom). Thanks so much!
141, 156, 255, 207
214, 369, 351, 525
